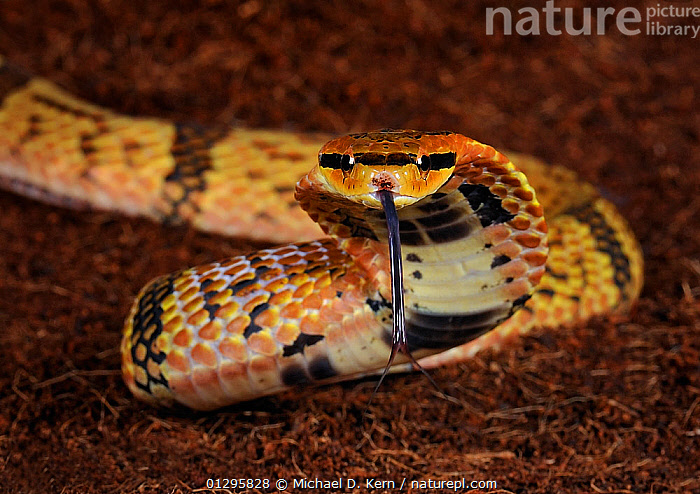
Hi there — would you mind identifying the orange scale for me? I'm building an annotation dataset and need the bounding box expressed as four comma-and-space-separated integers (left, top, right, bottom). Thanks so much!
505, 279, 531, 299
498, 260, 528, 279
216, 301, 240, 320
156, 334, 170, 353
269, 289, 293, 306
492, 240, 522, 259
522, 250, 548, 267
490, 185, 509, 198
249, 257, 276, 268
237, 284, 264, 299
486, 164, 508, 175
186, 308, 210, 327
514, 188, 534, 201
143, 323, 158, 341
293, 281, 314, 298
191, 343, 218, 367
133, 366, 148, 388
280, 301, 303, 319
275, 323, 301, 345
147, 359, 161, 380
161, 303, 179, 320
299, 243, 321, 253
510, 215, 531, 231
204, 278, 228, 293
304, 251, 326, 262
262, 278, 288, 293
207, 289, 233, 307
199, 320, 222, 340
501, 198, 520, 214
226, 315, 251, 334
254, 307, 280, 328
470, 174, 496, 186
134, 342, 147, 362
274, 246, 299, 256
231, 270, 256, 283
320, 307, 344, 325
173, 328, 192, 347
166, 349, 190, 373
182, 295, 205, 314
193, 263, 218, 276
535, 219, 548, 233
223, 264, 247, 277
528, 269, 545, 285
319, 284, 339, 300
340, 271, 363, 288
483, 224, 511, 244
278, 254, 303, 265
248, 331, 279, 356
500, 175, 522, 187
173, 276, 195, 292
219, 336, 248, 362
525, 203, 544, 217
258, 267, 283, 281
178, 285, 200, 303
219, 258, 242, 267
243, 294, 269, 313
314, 272, 332, 289
284, 264, 306, 280
299, 314, 326, 335
301, 292, 324, 310
515, 233, 542, 249
161, 293, 177, 311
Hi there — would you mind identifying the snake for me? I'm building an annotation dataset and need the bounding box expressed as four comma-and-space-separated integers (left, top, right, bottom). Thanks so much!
0, 56, 644, 410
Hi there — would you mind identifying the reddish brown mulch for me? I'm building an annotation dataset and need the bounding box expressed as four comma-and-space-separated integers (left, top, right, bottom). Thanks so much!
0, 1, 698, 493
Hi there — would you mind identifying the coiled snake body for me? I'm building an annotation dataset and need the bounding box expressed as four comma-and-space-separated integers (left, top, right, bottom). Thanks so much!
0, 57, 643, 410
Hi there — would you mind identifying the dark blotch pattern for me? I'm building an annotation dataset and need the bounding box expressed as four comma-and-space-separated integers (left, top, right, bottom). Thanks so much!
130, 272, 180, 394
162, 122, 229, 223
281, 365, 310, 386
565, 203, 632, 299
459, 183, 515, 227
282, 333, 324, 357
491, 254, 511, 268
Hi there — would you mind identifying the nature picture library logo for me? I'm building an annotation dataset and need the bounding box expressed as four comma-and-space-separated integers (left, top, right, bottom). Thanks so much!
486, 0, 700, 38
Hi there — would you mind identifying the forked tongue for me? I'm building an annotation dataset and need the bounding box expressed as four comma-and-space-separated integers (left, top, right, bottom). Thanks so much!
365, 190, 443, 410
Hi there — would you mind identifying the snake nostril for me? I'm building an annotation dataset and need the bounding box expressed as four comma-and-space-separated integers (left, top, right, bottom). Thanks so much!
371, 171, 398, 190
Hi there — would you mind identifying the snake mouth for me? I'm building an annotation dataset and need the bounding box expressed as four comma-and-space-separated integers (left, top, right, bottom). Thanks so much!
354, 190, 423, 209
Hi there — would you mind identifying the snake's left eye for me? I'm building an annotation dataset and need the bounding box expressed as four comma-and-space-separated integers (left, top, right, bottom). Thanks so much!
418, 155, 432, 173
426, 152, 457, 170
340, 154, 354, 173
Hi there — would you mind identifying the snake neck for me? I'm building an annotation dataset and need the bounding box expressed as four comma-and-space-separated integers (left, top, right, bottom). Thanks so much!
297, 144, 549, 353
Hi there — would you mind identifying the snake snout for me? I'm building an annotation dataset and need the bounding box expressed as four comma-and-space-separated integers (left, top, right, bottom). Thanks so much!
371, 170, 399, 191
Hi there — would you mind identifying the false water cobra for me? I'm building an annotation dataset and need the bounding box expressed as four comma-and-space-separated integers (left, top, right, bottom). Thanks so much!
0, 57, 643, 410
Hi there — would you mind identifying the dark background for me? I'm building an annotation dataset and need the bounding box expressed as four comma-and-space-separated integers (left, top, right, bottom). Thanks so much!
0, 1, 698, 492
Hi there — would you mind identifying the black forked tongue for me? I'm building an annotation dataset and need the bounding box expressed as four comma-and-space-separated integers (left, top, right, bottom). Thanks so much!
365, 190, 443, 412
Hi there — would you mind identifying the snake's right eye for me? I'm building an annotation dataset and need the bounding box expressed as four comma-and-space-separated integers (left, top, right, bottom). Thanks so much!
340, 155, 353, 173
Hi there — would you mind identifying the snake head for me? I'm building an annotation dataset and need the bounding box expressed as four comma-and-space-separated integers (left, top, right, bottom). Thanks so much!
315, 129, 460, 208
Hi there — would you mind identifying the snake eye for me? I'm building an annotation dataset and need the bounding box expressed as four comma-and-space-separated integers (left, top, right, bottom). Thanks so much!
427, 152, 457, 170
418, 155, 431, 173
340, 154, 354, 173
